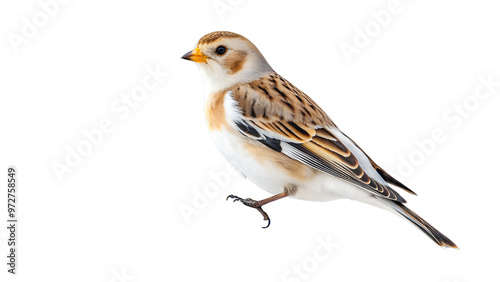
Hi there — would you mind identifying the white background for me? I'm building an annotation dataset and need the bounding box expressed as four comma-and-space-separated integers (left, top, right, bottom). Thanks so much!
1, 0, 499, 281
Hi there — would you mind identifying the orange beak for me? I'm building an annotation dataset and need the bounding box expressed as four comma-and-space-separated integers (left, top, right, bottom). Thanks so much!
181, 47, 207, 63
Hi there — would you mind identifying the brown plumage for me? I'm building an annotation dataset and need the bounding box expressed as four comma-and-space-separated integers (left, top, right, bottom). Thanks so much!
221, 71, 407, 203
197, 31, 245, 45
183, 31, 458, 249
232, 72, 334, 127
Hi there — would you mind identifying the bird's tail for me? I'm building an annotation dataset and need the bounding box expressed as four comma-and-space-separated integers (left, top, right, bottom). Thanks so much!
380, 199, 458, 249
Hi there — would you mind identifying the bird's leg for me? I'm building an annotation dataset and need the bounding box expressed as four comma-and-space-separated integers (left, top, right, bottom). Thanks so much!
226, 184, 297, 228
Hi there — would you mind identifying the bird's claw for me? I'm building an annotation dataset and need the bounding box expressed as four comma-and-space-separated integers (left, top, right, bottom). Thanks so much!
257, 207, 271, 229
226, 194, 243, 202
226, 194, 271, 228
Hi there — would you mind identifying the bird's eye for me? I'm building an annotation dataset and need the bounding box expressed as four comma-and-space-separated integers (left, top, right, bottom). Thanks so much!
215, 45, 227, 55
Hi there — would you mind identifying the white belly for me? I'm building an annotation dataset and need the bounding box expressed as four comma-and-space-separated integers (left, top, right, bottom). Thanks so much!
209, 129, 372, 202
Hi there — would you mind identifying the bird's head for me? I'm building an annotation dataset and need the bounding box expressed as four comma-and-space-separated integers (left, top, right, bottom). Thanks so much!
182, 31, 273, 92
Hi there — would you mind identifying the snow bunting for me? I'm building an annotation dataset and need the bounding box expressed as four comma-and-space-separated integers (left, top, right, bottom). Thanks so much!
182, 31, 457, 248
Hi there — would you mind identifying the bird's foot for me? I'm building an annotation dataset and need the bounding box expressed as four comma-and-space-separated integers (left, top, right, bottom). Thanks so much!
226, 194, 271, 228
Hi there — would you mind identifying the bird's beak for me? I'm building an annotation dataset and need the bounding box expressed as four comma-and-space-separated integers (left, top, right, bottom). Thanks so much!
181, 47, 207, 63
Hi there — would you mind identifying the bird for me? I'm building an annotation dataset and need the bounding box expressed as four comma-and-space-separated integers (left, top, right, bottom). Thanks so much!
181, 31, 458, 249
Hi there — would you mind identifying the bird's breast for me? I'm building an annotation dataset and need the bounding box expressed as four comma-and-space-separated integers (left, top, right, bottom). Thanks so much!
205, 90, 229, 132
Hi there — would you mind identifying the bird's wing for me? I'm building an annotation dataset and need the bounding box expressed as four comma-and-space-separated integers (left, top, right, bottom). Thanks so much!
342, 134, 417, 196
226, 72, 408, 203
